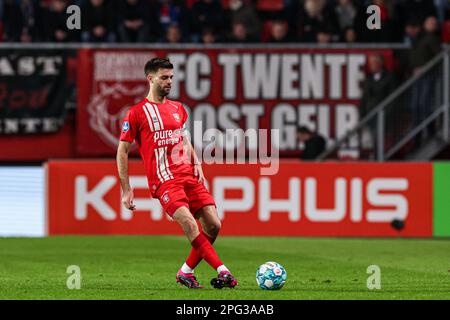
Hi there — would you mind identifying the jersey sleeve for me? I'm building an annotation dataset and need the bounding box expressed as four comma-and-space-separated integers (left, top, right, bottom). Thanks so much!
119, 109, 137, 143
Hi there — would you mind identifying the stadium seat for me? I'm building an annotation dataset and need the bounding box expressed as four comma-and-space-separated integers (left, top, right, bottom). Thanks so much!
261, 20, 273, 42
256, 0, 284, 11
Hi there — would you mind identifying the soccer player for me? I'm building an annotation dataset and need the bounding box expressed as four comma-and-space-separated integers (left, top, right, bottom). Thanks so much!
116, 57, 238, 289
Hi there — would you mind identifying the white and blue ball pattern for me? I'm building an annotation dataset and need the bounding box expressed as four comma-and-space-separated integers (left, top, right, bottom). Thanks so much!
256, 262, 287, 290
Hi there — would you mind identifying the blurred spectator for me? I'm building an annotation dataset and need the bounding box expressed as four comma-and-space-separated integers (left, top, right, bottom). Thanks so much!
410, 16, 441, 75
161, 23, 184, 43
359, 53, 396, 119
201, 27, 217, 44
156, 0, 191, 41
226, 0, 261, 42
343, 26, 357, 43
403, 17, 421, 45
316, 26, 333, 44
409, 16, 442, 133
191, 0, 224, 42
292, 0, 338, 42
359, 53, 396, 150
81, 0, 116, 43
334, 0, 357, 31
227, 21, 256, 43
3, 0, 42, 42
267, 20, 292, 43
396, 17, 422, 80
42, 0, 80, 42
117, 0, 151, 42
297, 126, 326, 161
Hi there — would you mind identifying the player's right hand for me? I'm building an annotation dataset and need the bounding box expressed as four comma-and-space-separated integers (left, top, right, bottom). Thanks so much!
122, 189, 136, 211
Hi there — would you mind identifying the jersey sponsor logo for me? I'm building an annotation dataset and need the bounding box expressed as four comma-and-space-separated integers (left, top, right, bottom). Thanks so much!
153, 129, 182, 147
122, 121, 129, 132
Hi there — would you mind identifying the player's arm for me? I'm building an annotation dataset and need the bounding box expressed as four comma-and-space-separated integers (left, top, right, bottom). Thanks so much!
117, 141, 136, 211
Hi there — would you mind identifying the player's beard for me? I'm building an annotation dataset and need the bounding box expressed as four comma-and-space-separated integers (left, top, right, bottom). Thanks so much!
157, 84, 171, 97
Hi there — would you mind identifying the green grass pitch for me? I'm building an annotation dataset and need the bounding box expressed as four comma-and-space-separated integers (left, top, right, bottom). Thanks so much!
0, 236, 449, 300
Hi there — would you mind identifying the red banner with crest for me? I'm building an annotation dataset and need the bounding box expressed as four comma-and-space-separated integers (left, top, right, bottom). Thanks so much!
76, 48, 393, 158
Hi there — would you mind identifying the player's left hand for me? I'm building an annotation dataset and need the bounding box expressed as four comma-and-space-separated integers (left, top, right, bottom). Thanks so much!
122, 189, 136, 211
194, 164, 205, 184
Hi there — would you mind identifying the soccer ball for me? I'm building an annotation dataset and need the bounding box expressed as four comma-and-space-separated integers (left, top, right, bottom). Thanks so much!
256, 261, 287, 290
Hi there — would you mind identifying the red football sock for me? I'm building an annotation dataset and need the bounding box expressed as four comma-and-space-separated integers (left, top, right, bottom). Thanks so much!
186, 231, 215, 270
190, 233, 223, 270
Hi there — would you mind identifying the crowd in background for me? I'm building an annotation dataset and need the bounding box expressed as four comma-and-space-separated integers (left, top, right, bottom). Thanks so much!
0, 0, 450, 44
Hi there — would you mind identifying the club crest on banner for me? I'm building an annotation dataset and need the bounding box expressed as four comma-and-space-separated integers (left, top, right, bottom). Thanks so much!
87, 83, 146, 148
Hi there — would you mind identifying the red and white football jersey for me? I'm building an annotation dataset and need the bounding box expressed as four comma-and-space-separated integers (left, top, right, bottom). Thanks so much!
119, 98, 193, 194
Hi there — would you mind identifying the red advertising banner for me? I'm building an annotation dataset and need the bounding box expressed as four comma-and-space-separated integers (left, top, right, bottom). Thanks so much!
77, 48, 393, 158
47, 160, 432, 237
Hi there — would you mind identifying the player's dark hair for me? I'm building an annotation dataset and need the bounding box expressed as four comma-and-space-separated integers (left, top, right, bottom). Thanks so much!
144, 58, 173, 76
